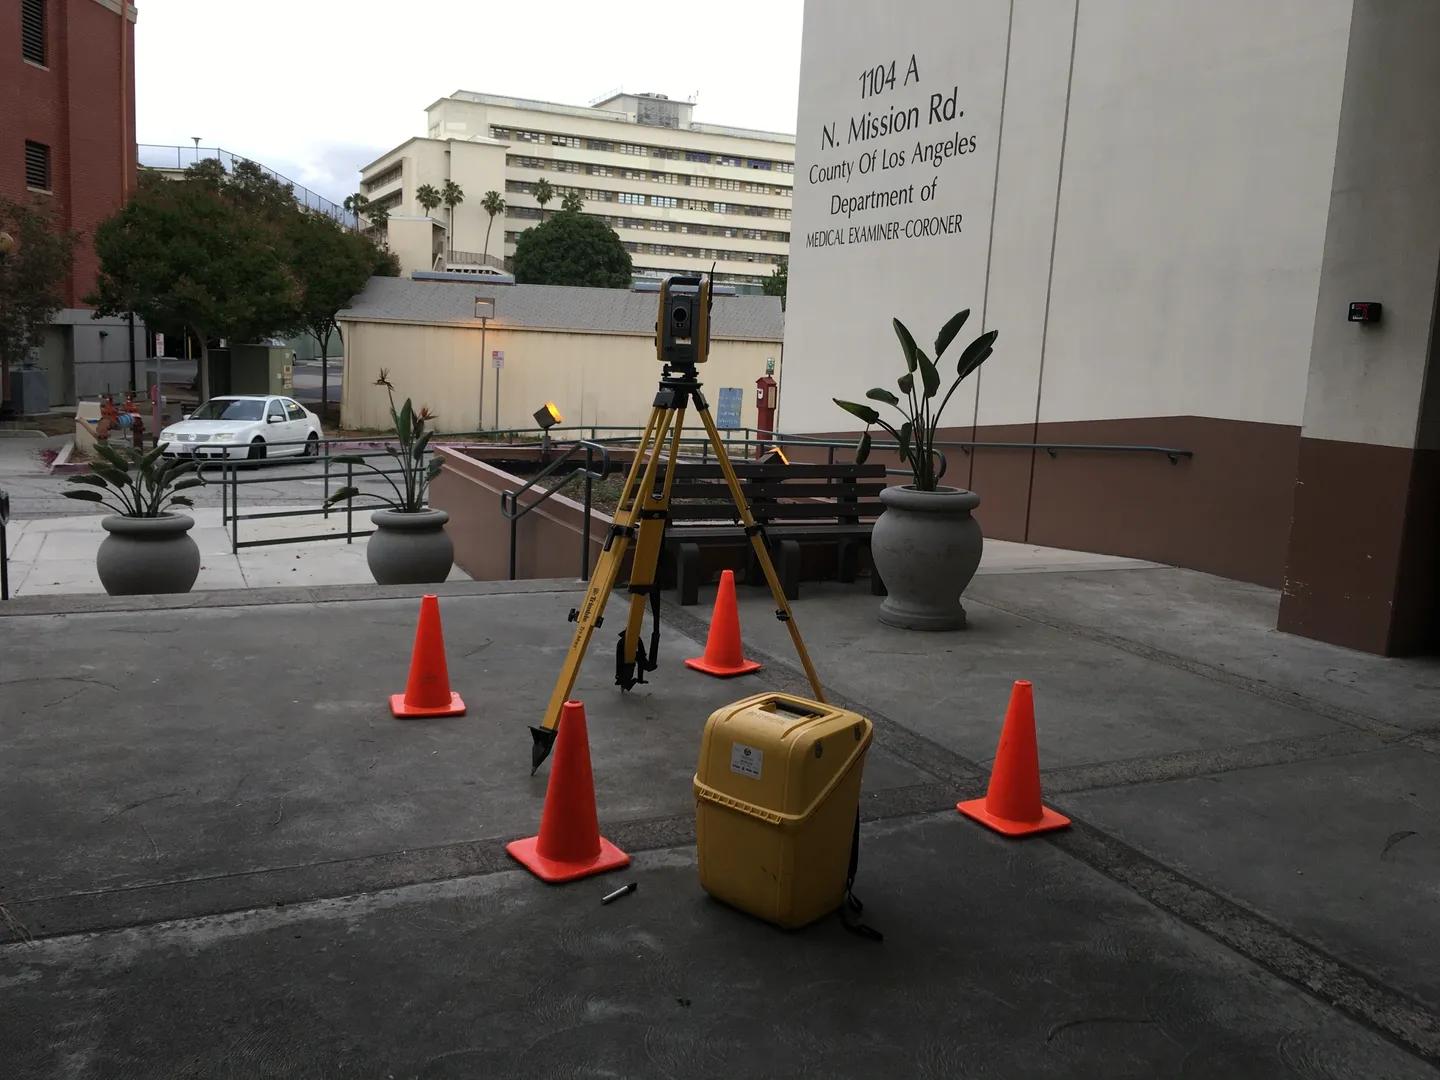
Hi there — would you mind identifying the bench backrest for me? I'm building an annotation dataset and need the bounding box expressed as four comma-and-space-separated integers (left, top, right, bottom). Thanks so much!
652, 461, 888, 524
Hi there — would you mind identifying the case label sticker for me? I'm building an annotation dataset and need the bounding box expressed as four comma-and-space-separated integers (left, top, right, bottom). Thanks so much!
730, 741, 763, 779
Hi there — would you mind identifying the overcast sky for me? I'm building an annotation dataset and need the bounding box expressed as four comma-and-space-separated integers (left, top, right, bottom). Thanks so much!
134, 0, 805, 204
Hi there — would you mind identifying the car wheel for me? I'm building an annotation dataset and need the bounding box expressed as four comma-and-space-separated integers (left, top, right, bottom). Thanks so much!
304, 433, 319, 457
247, 437, 266, 463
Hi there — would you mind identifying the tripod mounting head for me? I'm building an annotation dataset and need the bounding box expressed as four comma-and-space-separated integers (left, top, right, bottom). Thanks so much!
655, 274, 713, 368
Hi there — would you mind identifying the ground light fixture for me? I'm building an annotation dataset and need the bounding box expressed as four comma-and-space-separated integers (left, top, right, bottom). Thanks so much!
0, 231, 13, 256
533, 402, 563, 430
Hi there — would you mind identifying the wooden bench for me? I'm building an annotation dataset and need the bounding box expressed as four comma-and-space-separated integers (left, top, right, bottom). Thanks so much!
656, 460, 889, 606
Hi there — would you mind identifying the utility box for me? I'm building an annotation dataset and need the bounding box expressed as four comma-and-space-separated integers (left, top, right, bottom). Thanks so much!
694, 692, 874, 930
226, 344, 295, 397
8, 366, 50, 415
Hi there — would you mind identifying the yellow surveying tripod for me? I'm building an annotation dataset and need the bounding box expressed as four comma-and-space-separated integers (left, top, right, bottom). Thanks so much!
529, 273, 826, 772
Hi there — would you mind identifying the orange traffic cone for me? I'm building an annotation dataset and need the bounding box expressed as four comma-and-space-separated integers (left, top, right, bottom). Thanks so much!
957, 681, 1070, 836
390, 594, 466, 718
507, 701, 630, 883
685, 570, 762, 677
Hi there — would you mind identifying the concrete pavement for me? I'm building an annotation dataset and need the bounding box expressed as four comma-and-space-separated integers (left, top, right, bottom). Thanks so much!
1, 561, 1437, 1077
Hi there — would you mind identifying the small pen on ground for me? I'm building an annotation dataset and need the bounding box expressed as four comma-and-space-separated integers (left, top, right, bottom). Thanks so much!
601, 882, 638, 905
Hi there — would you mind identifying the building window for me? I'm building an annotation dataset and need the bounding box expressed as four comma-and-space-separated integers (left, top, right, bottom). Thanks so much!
747, 159, 772, 171
718, 155, 742, 168
685, 152, 711, 164
618, 192, 645, 206
364, 162, 403, 192
587, 139, 614, 152
22, 0, 46, 65
651, 195, 677, 208
776, 162, 794, 174
24, 141, 51, 191
685, 176, 711, 188
619, 143, 647, 156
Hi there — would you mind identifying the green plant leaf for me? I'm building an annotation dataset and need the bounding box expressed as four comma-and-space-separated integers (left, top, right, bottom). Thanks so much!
426, 457, 444, 480
413, 430, 434, 461
833, 399, 880, 426
916, 348, 940, 399
170, 476, 205, 493
324, 486, 362, 507
93, 442, 130, 471
956, 329, 999, 379
141, 442, 167, 469
168, 495, 194, 508
63, 489, 105, 502
898, 421, 913, 463
330, 454, 366, 465
67, 473, 112, 488
864, 388, 900, 407
934, 309, 971, 358
897, 372, 914, 396
854, 431, 872, 465
92, 464, 133, 490
893, 318, 920, 372
397, 399, 414, 443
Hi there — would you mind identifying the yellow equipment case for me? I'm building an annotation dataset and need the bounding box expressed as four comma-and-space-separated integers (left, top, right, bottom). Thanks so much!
693, 692, 875, 929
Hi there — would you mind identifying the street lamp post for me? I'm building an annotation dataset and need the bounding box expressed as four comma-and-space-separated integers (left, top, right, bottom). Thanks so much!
474, 296, 495, 431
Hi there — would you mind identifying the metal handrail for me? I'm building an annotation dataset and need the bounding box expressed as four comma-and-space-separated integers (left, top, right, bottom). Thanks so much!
499, 441, 611, 581
766, 429, 1193, 466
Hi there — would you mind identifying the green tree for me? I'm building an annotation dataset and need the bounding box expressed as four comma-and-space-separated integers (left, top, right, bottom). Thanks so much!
0, 196, 76, 411
560, 189, 585, 214
416, 183, 441, 218
441, 179, 464, 237
88, 170, 300, 402
366, 203, 391, 236
288, 211, 390, 421
533, 178, 555, 221
480, 189, 506, 263
343, 191, 369, 231
762, 258, 788, 310
511, 212, 632, 288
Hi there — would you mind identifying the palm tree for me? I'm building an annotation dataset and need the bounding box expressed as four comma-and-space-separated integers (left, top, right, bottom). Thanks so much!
441, 179, 464, 238
343, 192, 369, 232
366, 204, 391, 242
534, 177, 555, 221
480, 189, 506, 262
416, 183, 441, 219
560, 189, 585, 214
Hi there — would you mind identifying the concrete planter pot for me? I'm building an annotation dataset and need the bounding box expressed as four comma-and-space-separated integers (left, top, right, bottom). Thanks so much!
367, 508, 454, 585
97, 514, 201, 596
871, 485, 983, 630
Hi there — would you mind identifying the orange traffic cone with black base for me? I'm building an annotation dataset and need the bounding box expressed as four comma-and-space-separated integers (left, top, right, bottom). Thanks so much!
958, 680, 1070, 836
685, 570, 762, 677
508, 700, 630, 883
390, 594, 466, 718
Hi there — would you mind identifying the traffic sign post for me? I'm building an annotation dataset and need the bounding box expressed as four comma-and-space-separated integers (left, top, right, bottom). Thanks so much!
492, 350, 504, 430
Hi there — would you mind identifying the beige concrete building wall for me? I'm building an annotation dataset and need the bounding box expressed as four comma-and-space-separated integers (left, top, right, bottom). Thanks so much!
338, 320, 778, 435
781, 0, 1440, 658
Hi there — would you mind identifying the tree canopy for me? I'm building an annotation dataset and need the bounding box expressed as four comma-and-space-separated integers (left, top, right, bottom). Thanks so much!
510, 212, 633, 289
762, 259, 788, 310
0, 195, 76, 404
88, 160, 393, 402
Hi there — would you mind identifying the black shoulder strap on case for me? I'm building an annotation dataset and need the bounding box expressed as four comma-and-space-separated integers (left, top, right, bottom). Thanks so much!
839, 809, 883, 942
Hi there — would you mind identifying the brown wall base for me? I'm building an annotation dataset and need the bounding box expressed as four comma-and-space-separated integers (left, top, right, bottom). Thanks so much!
786, 416, 1302, 589
1278, 440, 1440, 655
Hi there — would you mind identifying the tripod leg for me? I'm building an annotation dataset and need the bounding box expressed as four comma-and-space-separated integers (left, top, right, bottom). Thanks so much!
617, 408, 685, 687
696, 405, 827, 703
530, 408, 664, 772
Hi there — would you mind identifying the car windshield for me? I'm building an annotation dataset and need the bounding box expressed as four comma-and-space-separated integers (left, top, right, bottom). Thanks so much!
188, 398, 265, 422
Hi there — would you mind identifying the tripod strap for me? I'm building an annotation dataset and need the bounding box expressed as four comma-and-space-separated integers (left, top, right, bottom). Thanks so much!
839, 809, 883, 942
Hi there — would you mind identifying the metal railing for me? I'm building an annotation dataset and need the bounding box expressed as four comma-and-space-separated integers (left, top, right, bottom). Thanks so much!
136, 145, 357, 229
499, 442, 611, 581
198, 434, 448, 552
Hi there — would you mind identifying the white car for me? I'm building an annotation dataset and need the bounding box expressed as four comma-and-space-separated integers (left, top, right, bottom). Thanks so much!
159, 395, 323, 461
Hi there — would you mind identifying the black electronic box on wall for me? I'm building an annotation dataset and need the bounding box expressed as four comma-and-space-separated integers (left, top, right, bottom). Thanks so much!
1348, 301, 1382, 324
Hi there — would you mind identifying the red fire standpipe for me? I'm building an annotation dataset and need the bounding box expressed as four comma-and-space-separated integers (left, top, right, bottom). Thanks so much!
755, 375, 777, 459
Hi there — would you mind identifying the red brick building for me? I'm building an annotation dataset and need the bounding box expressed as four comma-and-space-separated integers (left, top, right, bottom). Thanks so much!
2, 0, 142, 404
